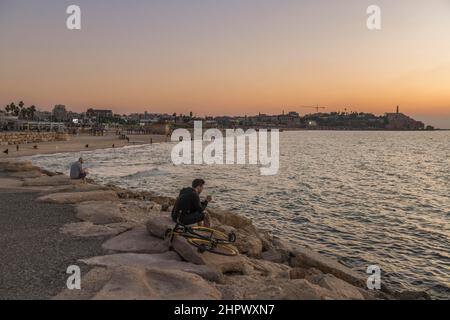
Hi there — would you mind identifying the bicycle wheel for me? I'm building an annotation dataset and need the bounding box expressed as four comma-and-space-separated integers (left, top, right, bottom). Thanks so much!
190, 226, 234, 243
187, 238, 238, 256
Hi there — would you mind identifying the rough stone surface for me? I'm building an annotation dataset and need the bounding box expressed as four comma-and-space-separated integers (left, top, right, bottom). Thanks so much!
38, 184, 110, 195
289, 267, 323, 280
171, 234, 206, 265
289, 246, 366, 288
23, 175, 82, 187
102, 227, 169, 254
208, 208, 253, 229
235, 230, 263, 258
246, 258, 291, 278
93, 266, 222, 300
36, 190, 119, 204
53, 267, 113, 300
118, 200, 161, 224
9, 170, 44, 179
306, 274, 365, 300
60, 221, 133, 237
0, 160, 36, 172
76, 201, 126, 225
146, 214, 174, 239
80, 252, 223, 283
200, 251, 251, 275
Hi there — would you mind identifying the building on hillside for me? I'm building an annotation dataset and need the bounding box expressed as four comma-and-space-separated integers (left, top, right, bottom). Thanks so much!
385, 106, 424, 130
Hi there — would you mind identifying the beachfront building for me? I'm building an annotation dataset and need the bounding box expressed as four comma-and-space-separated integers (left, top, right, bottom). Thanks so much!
86, 108, 114, 122
52, 105, 68, 122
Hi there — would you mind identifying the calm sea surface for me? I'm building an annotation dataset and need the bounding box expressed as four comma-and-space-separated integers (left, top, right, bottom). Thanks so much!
25, 131, 450, 298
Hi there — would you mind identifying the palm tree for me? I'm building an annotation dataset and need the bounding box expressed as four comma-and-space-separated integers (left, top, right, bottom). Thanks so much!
29, 105, 36, 120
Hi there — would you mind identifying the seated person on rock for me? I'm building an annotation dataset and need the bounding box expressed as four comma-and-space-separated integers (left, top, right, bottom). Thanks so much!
171, 179, 212, 227
70, 157, 88, 181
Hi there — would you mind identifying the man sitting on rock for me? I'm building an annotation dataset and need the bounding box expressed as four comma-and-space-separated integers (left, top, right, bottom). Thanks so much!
70, 157, 88, 181
171, 179, 212, 227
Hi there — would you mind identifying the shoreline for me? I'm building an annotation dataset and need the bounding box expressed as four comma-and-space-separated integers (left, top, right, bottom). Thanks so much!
1, 133, 168, 159
0, 158, 434, 300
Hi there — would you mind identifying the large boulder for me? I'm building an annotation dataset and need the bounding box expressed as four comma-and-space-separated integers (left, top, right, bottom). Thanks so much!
234, 228, 263, 258
146, 214, 174, 239
171, 235, 206, 265
102, 227, 169, 254
93, 266, 222, 300
200, 251, 252, 275
306, 274, 365, 300
280, 279, 340, 300
216, 275, 334, 300
289, 267, 323, 280
246, 258, 291, 278
119, 200, 161, 224
36, 190, 119, 204
289, 246, 366, 288
60, 221, 133, 237
80, 253, 223, 283
208, 208, 253, 229
76, 201, 126, 225
214, 220, 263, 258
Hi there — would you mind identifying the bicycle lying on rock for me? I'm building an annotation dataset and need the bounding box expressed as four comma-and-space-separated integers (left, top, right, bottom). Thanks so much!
165, 222, 238, 256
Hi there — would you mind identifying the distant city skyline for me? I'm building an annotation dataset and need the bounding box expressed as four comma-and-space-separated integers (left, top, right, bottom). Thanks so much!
1, 0, 450, 128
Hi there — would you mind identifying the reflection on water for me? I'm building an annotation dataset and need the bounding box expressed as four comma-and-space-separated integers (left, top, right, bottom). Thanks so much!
26, 131, 450, 298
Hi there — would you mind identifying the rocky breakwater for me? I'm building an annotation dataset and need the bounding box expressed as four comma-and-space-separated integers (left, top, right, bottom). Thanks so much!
0, 132, 69, 146
0, 160, 431, 300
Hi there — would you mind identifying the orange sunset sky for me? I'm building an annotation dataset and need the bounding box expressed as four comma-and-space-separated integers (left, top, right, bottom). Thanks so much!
1, 0, 450, 128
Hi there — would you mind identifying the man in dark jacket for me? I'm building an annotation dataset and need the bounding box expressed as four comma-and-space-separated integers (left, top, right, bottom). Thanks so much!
171, 179, 211, 226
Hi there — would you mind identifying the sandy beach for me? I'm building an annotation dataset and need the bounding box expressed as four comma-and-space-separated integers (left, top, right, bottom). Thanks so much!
0, 133, 168, 159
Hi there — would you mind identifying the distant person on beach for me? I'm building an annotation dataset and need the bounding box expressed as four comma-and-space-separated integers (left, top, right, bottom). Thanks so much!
171, 179, 212, 227
70, 157, 88, 181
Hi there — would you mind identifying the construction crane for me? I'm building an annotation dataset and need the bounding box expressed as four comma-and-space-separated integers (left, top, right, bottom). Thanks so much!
299, 105, 326, 113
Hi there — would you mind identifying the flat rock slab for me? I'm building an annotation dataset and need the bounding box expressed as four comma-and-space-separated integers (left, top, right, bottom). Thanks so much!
80, 253, 223, 283
76, 201, 125, 225
0, 160, 35, 172
290, 246, 366, 288
306, 274, 365, 300
102, 227, 169, 254
201, 251, 251, 275
53, 267, 113, 300
60, 221, 133, 237
119, 200, 162, 224
9, 170, 45, 179
39, 184, 109, 195
246, 258, 291, 278
93, 266, 222, 300
23, 175, 81, 186
36, 190, 119, 204
0, 177, 24, 189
